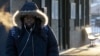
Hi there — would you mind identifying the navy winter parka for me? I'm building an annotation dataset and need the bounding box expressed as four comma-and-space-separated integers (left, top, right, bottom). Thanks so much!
6, 26, 59, 56
6, 2, 59, 56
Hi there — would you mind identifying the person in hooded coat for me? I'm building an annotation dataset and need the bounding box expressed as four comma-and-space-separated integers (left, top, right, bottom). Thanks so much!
6, 2, 59, 56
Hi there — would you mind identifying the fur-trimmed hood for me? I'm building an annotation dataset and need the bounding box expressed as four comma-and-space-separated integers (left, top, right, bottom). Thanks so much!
13, 2, 48, 28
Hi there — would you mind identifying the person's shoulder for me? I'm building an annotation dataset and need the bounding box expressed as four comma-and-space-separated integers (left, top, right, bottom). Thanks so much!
42, 25, 50, 31
42, 25, 53, 33
9, 26, 20, 37
10, 26, 20, 31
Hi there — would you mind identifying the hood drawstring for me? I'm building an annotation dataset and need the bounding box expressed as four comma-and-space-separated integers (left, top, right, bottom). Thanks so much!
19, 25, 35, 56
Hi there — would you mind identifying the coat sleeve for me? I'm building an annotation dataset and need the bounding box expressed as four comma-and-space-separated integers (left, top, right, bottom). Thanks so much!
46, 26, 59, 56
6, 29, 18, 56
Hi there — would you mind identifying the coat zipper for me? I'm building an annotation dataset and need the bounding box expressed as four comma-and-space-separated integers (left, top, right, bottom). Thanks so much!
32, 36, 34, 56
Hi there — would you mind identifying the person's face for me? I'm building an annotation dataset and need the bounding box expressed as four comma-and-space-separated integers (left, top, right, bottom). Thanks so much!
24, 15, 35, 27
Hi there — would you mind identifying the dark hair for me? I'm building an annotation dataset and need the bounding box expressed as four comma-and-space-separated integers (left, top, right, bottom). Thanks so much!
19, 15, 42, 37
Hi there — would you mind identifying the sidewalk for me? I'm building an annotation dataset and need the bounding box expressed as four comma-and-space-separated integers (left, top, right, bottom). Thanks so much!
59, 44, 100, 56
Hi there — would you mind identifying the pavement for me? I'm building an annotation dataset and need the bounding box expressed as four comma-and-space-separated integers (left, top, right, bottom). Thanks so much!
60, 43, 100, 56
